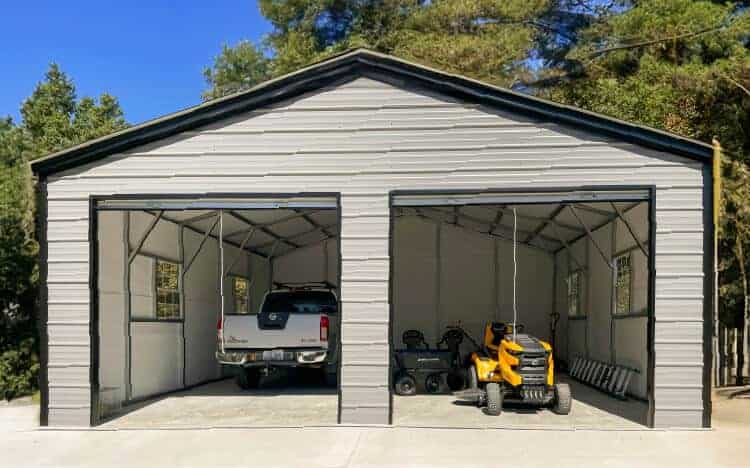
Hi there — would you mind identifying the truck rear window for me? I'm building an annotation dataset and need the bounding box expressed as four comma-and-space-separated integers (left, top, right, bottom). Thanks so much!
261, 291, 337, 314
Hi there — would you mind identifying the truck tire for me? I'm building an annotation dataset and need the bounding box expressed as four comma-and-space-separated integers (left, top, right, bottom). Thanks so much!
467, 365, 479, 390
394, 373, 417, 396
553, 383, 572, 415
236, 368, 260, 390
324, 370, 338, 387
486, 383, 503, 416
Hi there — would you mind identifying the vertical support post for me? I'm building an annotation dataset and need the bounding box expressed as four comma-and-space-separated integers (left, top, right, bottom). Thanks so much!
218, 210, 225, 354
123, 211, 132, 401
611, 219, 617, 365
435, 222, 442, 342
493, 239, 500, 321
178, 224, 186, 386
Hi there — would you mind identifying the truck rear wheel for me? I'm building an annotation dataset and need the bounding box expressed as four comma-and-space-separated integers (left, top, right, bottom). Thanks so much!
236, 368, 260, 390
485, 383, 503, 416
553, 383, 572, 415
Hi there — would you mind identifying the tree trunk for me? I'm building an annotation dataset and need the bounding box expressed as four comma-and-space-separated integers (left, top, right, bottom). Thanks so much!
736, 240, 747, 386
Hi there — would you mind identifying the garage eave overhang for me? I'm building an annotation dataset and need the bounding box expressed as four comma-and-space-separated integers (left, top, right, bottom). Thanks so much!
30, 48, 713, 179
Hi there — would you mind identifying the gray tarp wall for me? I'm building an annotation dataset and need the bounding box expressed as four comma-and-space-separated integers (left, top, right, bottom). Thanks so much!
555, 203, 649, 399
97, 211, 269, 416
391, 215, 555, 355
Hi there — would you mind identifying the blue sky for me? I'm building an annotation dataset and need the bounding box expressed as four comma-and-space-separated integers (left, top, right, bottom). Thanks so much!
1, 1, 271, 125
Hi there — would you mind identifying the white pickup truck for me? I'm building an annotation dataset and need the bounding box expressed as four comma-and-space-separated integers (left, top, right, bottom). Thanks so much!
216, 284, 338, 389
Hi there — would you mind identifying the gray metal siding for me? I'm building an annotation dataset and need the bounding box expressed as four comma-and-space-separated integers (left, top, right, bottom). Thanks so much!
45, 77, 706, 427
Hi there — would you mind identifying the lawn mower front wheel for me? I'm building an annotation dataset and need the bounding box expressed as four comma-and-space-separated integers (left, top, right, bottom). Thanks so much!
553, 382, 572, 415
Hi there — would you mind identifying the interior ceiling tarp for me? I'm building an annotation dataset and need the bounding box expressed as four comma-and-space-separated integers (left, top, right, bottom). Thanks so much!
392, 190, 650, 253
95, 196, 339, 258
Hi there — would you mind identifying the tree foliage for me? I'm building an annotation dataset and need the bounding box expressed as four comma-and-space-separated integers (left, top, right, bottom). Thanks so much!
0, 64, 127, 400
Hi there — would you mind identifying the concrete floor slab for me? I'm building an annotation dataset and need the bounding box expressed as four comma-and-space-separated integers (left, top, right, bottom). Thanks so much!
101, 375, 338, 428
393, 374, 648, 429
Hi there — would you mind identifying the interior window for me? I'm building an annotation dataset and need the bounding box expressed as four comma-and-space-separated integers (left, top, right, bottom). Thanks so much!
155, 259, 180, 319
232, 276, 250, 314
615, 253, 632, 315
567, 270, 582, 317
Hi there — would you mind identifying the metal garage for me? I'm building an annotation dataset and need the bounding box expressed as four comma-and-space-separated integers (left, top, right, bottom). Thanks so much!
31, 49, 713, 428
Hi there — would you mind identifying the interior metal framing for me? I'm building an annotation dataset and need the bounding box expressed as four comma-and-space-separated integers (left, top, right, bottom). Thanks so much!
387, 186, 657, 427
88, 192, 343, 426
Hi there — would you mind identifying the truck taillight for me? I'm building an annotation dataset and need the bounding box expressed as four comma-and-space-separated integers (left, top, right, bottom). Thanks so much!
320, 315, 329, 342
217, 317, 223, 344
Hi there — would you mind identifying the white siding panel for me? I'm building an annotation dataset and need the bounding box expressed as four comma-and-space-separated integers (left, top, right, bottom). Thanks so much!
48, 345, 89, 366
340, 386, 389, 408
48, 324, 89, 346
48, 241, 89, 263
48, 303, 89, 323
341, 322, 388, 344
47, 408, 90, 426
48, 261, 89, 284
340, 281, 388, 303
48, 199, 90, 220
340, 259, 388, 281
44, 77, 707, 426
48, 219, 89, 242
48, 366, 89, 386
341, 344, 388, 366
48, 283, 89, 303
341, 302, 388, 323
48, 386, 90, 407
654, 410, 702, 428
342, 365, 389, 387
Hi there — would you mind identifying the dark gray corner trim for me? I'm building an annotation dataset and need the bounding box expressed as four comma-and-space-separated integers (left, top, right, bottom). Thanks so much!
30, 49, 712, 178
37, 181, 49, 426
702, 167, 713, 428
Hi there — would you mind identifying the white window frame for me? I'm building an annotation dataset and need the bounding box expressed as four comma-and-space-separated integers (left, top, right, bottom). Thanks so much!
614, 252, 633, 316
230, 275, 252, 315
154, 258, 181, 320
567, 270, 583, 318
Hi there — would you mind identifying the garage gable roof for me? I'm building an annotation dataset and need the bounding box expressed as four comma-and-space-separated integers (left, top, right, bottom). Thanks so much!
30, 48, 713, 177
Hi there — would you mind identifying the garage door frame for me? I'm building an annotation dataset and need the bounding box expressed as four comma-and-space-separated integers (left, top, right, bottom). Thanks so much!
388, 185, 657, 427
88, 192, 342, 426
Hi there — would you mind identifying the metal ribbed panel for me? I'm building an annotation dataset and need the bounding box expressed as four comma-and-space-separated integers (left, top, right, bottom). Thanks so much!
44, 77, 706, 427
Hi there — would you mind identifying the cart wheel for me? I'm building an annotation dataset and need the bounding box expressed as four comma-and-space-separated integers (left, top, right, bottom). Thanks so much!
553, 383, 572, 415
486, 383, 503, 416
425, 373, 442, 394
466, 365, 479, 390
394, 374, 417, 396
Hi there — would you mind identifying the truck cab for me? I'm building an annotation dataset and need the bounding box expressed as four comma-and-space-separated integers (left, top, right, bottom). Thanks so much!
216, 283, 338, 389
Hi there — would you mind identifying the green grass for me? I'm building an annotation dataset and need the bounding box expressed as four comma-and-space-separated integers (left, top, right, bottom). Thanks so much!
31, 391, 40, 403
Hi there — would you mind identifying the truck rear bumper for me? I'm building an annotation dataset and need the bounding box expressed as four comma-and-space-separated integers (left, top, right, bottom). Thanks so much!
217, 349, 328, 367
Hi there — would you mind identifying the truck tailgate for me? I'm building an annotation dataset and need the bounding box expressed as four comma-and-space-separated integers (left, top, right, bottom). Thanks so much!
222, 314, 328, 349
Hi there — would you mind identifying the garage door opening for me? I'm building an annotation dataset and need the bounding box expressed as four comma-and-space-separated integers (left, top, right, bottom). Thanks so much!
92, 196, 341, 427
390, 189, 653, 429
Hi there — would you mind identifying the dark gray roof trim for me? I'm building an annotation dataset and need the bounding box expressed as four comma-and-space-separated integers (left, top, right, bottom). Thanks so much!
31, 49, 712, 178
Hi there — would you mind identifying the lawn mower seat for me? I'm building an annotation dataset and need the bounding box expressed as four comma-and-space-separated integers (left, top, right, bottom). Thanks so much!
437, 327, 464, 367
483, 322, 507, 351
402, 329, 428, 350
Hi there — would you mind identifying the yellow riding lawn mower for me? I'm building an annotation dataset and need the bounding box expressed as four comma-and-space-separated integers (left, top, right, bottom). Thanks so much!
455, 322, 571, 415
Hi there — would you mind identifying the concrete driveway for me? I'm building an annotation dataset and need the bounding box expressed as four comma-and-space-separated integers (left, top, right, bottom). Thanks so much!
1, 389, 747, 467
